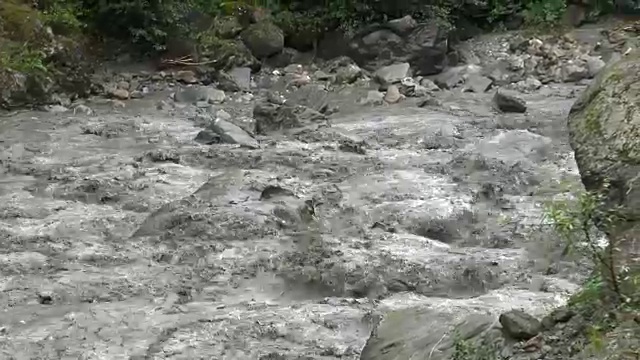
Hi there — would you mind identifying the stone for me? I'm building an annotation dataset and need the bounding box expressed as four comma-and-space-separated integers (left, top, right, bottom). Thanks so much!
334, 64, 362, 84
175, 70, 198, 84
110, 88, 130, 100
567, 50, 640, 273
384, 85, 403, 104
206, 89, 226, 104
419, 78, 440, 92
561, 63, 589, 83
434, 64, 481, 90
216, 109, 232, 121
499, 310, 542, 341
284, 64, 304, 74
374, 62, 411, 86
253, 103, 326, 134
514, 76, 542, 93
361, 91, 385, 105
399, 77, 429, 97
563, 4, 586, 27
584, 56, 606, 78
464, 74, 493, 93
174, 87, 208, 103
208, 119, 259, 149
194, 129, 221, 145
241, 21, 285, 58
228, 67, 252, 91
286, 84, 329, 113
494, 90, 527, 113
360, 307, 495, 360
387, 15, 417, 35
348, 23, 448, 76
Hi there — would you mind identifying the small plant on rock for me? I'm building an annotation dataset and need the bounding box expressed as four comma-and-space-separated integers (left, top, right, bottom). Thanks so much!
451, 331, 499, 360
542, 180, 639, 357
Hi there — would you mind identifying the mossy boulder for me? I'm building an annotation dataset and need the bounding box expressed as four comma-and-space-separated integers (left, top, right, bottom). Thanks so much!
567, 51, 640, 273
240, 21, 284, 58
212, 15, 244, 39
197, 33, 260, 71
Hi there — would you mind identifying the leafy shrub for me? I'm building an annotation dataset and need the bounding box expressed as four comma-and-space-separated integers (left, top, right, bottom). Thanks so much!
523, 0, 567, 28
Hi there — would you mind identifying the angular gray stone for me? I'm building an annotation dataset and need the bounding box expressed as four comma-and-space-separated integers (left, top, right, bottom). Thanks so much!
360, 307, 495, 360
208, 119, 259, 149
361, 91, 385, 105
374, 63, 411, 86
499, 310, 542, 341
464, 74, 493, 93
493, 90, 527, 113
228, 67, 252, 92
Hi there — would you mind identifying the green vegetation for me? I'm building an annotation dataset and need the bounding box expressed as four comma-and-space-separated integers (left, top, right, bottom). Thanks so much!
543, 182, 639, 356
451, 332, 498, 360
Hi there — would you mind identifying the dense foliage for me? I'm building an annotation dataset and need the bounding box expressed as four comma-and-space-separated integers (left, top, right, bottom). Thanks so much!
1, 0, 619, 58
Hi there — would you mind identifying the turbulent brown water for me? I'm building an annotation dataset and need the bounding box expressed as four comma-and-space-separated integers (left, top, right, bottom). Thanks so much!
0, 52, 593, 358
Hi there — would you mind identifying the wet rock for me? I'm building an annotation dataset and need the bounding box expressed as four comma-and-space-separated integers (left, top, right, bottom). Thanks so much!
284, 63, 303, 74
361, 91, 385, 105
384, 85, 403, 104
434, 64, 481, 90
73, 104, 93, 115
254, 102, 326, 134
228, 67, 252, 91
561, 62, 589, 83
349, 23, 448, 76
194, 129, 222, 145
464, 74, 493, 93
286, 84, 329, 113
110, 88, 130, 100
399, 77, 429, 97
514, 76, 542, 93
334, 64, 363, 84
422, 123, 460, 149
361, 308, 495, 360
567, 49, 640, 270
44, 104, 69, 113
564, 4, 586, 27
216, 71, 244, 93
374, 62, 411, 87
584, 56, 605, 77
499, 310, 542, 340
417, 95, 442, 108
241, 21, 285, 58
419, 78, 440, 91
207, 89, 226, 104
494, 90, 527, 113
541, 307, 575, 330
208, 119, 259, 149
174, 87, 205, 103
260, 185, 295, 200
175, 70, 198, 84
387, 15, 417, 35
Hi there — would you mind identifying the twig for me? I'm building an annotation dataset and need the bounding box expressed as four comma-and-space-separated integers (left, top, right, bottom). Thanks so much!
428, 331, 448, 360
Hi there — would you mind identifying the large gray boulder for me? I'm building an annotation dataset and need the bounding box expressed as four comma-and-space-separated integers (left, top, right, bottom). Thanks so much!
241, 21, 285, 58
567, 51, 640, 276
347, 19, 449, 76
360, 307, 497, 360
